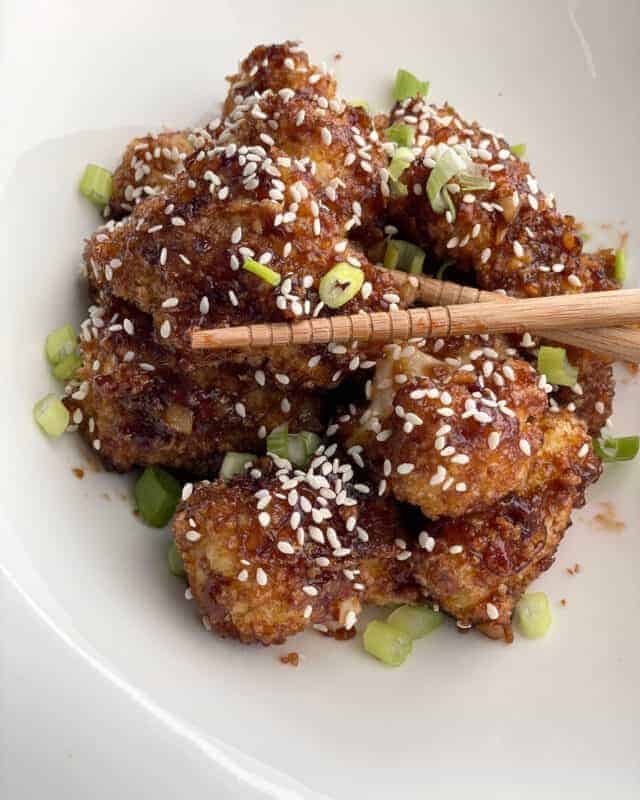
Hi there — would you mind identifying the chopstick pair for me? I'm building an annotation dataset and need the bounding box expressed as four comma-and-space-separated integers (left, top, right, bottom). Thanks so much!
191, 270, 640, 363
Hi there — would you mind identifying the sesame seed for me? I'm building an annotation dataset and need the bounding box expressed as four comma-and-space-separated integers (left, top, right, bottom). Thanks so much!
397, 463, 415, 475
256, 568, 268, 586
437, 407, 455, 417
231, 226, 242, 244
418, 531, 436, 551
258, 512, 270, 528
181, 483, 193, 501
449, 545, 463, 555
486, 603, 499, 620
568, 274, 582, 288
344, 610, 357, 630
303, 605, 313, 619
277, 541, 295, 555
303, 585, 318, 597
235, 402, 246, 418
455, 482, 467, 492
481, 248, 492, 264
186, 530, 201, 542
488, 431, 501, 450
513, 240, 524, 257
519, 439, 531, 456
160, 320, 171, 338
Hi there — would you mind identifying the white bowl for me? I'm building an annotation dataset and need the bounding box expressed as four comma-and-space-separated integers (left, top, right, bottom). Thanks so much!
2, 1, 638, 797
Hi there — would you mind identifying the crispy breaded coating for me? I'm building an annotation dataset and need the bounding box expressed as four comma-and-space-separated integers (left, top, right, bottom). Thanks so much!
411, 411, 601, 638
63, 300, 326, 473
340, 337, 548, 519
174, 453, 419, 644
109, 131, 197, 219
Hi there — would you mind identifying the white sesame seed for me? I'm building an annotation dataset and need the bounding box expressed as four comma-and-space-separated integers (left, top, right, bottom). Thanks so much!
486, 603, 499, 620
397, 463, 415, 475
186, 530, 201, 542
519, 439, 531, 456
513, 240, 524, 258
568, 274, 582, 288
437, 407, 455, 417
256, 568, 268, 586
235, 402, 246, 418
449, 545, 464, 555
160, 320, 171, 339
481, 248, 492, 264
488, 431, 501, 450
231, 226, 242, 244
303, 605, 313, 619
277, 541, 295, 555
181, 483, 193, 501
344, 610, 357, 630
258, 512, 270, 528
303, 585, 318, 597
418, 531, 436, 551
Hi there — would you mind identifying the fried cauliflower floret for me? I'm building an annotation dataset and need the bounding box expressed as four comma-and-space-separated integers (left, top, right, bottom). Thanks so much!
84, 99, 412, 389
108, 131, 197, 219
173, 453, 419, 645
63, 300, 326, 473
411, 411, 601, 638
341, 338, 548, 519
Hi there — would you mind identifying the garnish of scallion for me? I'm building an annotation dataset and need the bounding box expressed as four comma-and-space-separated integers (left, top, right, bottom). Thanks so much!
79, 164, 113, 207
46, 324, 81, 381
167, 541, 186, 578
319, 263, 364, 308
386, 123, 415, 148
515, 593, 552, 639
537, 345, 578, 387
510, 143, 527, 158
33, 394, 70, 438
387, 605, 443, 639
134, 466, 182, 528
593, 436, 639, 463
426, 149, 467, 220
242, 257, 281, 287
266, 425, 320, 468
614, 249, 627, 284
383, 239, 425, 274
363, 620, 413, 666
393, 69, 429, 101
219, 452, 256, 480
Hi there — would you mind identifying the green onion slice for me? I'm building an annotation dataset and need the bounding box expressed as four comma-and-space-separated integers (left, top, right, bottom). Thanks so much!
387, 605, 443, 640
242, 257, 281, 287
350, 99, 370, 111
363, 620, 413, 666
537, 345, 578, 387
383, 239, 425, 274
436, 258, 455, 280
426, 149, 467, 213
168, 541, 186, 578
614, 249, 626, 284
319, 263, 364, 308
46, 324, 77, 365
52, 353, 82, 382
515, 592, 552, 639
33, 394, 70, 438
390, 179, 408, 198
220, 452, 256, 480
79, 164, 113, 207
593, 435, 639, 463
393, 69, 429, 101
267, 425, 319, 468
134, 466, 182, 528
457, 173, 492, 193
386, 123, 415, 148
510, 143, 527, 158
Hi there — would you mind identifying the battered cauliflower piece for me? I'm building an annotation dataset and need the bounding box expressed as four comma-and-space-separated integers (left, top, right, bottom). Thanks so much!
173, 452, 419, 644
411, 411, 601, 639
63, 299, 326, 473
341, 336, 548, 519
108, 130, 197, 219
84, 88, 412, 389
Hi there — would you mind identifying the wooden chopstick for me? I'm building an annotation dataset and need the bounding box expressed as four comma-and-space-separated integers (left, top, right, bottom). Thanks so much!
385, 268, 640, 363
191, 289, 640, 355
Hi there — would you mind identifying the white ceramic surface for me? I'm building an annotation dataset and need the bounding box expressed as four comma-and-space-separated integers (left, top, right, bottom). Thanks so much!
1, 1, 639, 798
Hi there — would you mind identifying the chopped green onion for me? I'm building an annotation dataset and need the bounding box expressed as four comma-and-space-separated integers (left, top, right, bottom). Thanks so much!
515, 592, 552, 639
537, 345, 578, 387
426, 149, 466, 213
134, 466, 182, 528
388, 146, 415, 182
167, 541, 186, 578
593, 435, 639, 463
387, 605, 443, 640
45, 324, 77, 365
393, 69, 429, 101
390, 179, 408, 198
436, 258, 455, 281
33, 394, 69, 438
510, 143, 527, 158
220, 452, 256, 480
319, 263, 364, 308
267, 425, 319, 467
457, 173, 492, 193
442, 188, 456, 223
52, 353, 82, 381
363, 620, 413, 666
383, 239, 425, 274
298, 431, 321, 458
614, 249, 626, 283
350, 99, 370, 111
386, 123, 415, 148
79, 164, 113, 207
579, 231, 590, 243
242, 257, 281, 287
